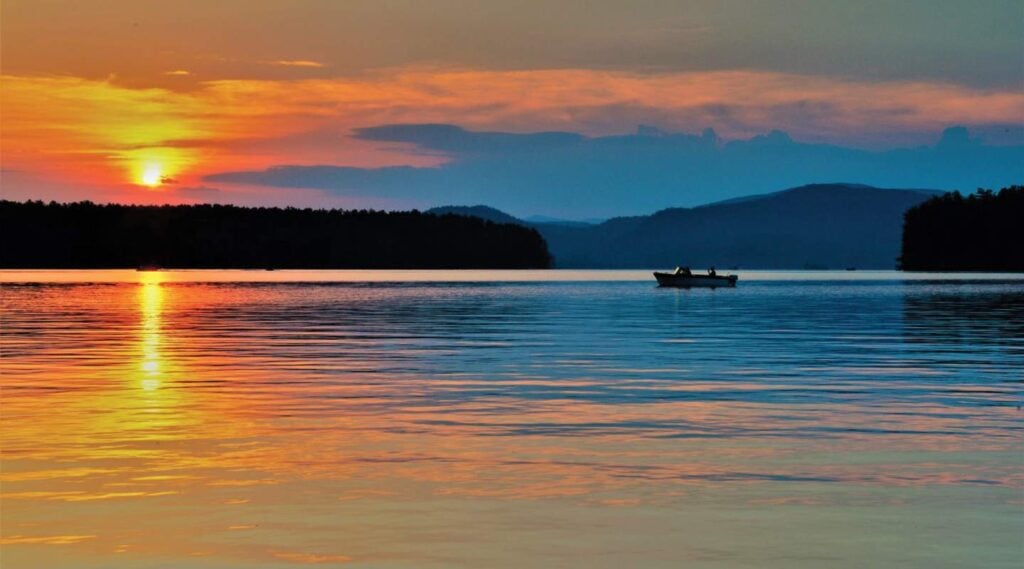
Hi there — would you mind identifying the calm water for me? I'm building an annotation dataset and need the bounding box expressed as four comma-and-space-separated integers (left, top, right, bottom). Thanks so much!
2, 270, 1022, 568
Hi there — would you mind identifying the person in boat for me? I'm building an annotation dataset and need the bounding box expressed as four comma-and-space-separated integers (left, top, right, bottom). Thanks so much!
708, 267, 717, 276
673, 267, 692, 276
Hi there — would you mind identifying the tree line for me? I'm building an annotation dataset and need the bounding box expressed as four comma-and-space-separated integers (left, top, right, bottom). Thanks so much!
0, 201, 552, 269
900, 186, 1023, 271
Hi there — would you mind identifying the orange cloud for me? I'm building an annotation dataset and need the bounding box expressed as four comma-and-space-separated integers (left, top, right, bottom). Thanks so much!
1, 75, 215, 189
267, 60, 326, 68
2, 68, 1021, 202
0, 534, 97, 545
271, 551, 352, 564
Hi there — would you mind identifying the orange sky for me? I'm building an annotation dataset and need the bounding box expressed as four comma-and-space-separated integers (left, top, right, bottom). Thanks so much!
1, 0, 1022, 207
4, 70, 1022, 204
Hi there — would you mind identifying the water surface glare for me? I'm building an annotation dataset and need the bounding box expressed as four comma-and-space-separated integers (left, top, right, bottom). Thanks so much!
2, 270, 1022, 568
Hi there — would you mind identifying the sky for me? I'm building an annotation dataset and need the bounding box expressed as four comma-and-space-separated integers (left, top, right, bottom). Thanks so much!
2, 0, 1022, 217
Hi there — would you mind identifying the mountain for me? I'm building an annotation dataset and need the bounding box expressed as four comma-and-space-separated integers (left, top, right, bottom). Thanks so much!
426, 205, 522, 225
427, 207, 600, 227
522, 215, 603, 226
429, 184, 945, 269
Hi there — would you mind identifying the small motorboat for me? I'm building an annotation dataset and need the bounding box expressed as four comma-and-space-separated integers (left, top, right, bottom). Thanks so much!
654, 267, 737, 288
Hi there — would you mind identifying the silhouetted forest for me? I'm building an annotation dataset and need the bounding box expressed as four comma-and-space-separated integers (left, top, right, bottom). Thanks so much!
900, 186, 1023, 271
0, 201, 552, 269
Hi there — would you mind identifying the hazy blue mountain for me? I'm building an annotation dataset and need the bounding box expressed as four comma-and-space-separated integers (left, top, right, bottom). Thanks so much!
430, 184, 945, 269
523, 215, 603, 226
426, 205, 522, 225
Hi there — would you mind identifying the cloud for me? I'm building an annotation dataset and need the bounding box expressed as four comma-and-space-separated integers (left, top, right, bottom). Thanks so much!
191, 69, 1024, 146
270, 551, 351, 564
353, 124, 585, 155
267, 60, 325, 68
163, 69, 191, 76
0, 75, 215, 191
4, 1, 1021, 89
205, 123, 1024, 217
3, 68, 1023, 207
0, 535, 97, 545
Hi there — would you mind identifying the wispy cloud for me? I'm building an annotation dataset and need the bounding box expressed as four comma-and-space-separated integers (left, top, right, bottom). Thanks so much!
266, 60, 325, 68
271, 550, 351, 564
163, 69, 191, 76
193, 69, 1024, 145
0, 535, 97, 545
2, 68, 1022, 207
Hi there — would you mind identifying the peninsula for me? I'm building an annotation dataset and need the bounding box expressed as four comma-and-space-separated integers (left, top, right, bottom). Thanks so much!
0, 201, 552, 269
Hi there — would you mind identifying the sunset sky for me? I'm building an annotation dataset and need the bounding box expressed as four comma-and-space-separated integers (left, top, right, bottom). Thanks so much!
2, 0, 1022, 217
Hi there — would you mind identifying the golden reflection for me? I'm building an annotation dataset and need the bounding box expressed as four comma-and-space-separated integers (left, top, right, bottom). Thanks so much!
139, 272, 165, 391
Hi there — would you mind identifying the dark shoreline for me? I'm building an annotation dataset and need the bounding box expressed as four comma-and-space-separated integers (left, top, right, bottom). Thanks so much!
899, 186, 1023, 272
0, 201, 553, 270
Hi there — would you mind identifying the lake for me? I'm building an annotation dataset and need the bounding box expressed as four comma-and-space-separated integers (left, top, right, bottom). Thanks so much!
1, 270, 1022, 568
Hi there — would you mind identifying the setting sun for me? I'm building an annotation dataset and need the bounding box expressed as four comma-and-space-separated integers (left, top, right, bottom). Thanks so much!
140, 163, 163, 187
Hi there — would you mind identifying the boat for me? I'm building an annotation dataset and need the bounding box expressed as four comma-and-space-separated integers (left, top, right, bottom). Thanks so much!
136, 264, 161, 272
654, 267, 737, 288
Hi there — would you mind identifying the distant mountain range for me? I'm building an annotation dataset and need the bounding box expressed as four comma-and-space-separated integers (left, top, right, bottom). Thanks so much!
427, 205, 523, 226
428, 183, 945, 269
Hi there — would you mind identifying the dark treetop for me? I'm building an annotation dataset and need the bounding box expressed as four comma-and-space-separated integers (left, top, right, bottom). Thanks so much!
900, 186, 1024, 271
0, 201, 552, 269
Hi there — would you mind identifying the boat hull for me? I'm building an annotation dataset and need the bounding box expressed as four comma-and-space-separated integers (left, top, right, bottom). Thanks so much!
654, 272, 737, 288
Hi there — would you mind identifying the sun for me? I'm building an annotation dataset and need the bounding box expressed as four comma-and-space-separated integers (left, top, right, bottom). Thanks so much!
128, 149, 188, 189
140, 163, 163, 187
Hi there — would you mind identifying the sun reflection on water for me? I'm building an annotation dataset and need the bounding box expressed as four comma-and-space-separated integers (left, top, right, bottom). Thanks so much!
139, 272, 164, 391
